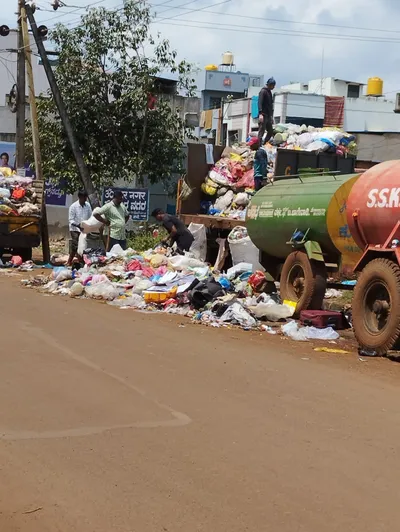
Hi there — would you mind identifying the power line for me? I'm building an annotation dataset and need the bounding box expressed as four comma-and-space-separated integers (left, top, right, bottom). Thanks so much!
37, 0, 108, 24
154, 5, 400, 36
152, 19, 400, 44
155, 0, 231, 22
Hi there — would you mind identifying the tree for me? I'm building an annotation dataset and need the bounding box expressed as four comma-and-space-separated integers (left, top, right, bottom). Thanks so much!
26, 0, 196, 193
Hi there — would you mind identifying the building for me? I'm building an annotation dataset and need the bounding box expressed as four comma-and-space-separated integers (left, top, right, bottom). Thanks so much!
218, 76, 400, 148
198, 52, 263, 140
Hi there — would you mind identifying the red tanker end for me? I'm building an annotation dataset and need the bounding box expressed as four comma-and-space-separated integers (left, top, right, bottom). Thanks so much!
347, 160, 400, 250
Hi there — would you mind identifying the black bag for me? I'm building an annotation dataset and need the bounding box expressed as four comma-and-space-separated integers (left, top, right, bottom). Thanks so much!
189, 278, 225, 310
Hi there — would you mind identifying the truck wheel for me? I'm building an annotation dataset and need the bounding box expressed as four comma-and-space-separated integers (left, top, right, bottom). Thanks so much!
352, 259, 400, 356
280, 251, 327, 313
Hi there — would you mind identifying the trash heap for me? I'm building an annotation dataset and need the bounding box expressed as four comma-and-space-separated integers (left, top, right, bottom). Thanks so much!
0, 171, 41, 217
201, 125, 357, 217
22, 230, 346, 343
271, 123, 357, 155
201, 145, 255, 220
261, 124, 357, 176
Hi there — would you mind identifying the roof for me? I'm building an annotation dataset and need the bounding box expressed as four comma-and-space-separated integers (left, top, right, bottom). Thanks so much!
334, 78, 365, 86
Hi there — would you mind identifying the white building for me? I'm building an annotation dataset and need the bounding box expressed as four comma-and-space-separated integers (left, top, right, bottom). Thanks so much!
219, 76, 400, 146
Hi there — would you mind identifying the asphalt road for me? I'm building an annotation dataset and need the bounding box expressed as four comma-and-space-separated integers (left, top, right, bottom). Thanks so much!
1, 275, 400, 531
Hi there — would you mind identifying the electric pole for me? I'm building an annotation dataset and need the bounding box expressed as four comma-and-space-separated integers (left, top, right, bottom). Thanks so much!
15, 0, 25, 169
25, 4, 101, 209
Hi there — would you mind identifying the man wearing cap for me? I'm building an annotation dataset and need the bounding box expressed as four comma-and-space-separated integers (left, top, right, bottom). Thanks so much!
258, 77, 276, 146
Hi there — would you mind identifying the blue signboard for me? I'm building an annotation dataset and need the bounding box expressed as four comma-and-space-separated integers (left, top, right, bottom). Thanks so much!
45, 179, 67, 206
102, 187, 149, 221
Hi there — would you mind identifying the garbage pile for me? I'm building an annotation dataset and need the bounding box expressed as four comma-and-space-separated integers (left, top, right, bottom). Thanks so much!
270, 123, 357, 155
22, 242, 297, 329
21, 230, 348, 343
201, 145, 255, 220
0, 171, 41, 217
200, 125, 357, 218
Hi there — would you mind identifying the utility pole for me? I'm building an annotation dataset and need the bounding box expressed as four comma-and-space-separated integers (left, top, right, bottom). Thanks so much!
20, 3, 50, 262
20, 5, 42, 179
15, 0, 26, 169
25, 4, 100, 209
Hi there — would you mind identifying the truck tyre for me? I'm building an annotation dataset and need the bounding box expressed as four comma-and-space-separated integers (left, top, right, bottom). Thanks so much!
352, 258, 400, 356
280, 251, 327, 314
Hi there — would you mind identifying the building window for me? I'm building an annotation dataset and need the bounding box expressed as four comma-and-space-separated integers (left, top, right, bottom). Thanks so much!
0, 133, 16, 142
209, 97, 222, 109
252, 77, 261, 87
347, 85, 360, 98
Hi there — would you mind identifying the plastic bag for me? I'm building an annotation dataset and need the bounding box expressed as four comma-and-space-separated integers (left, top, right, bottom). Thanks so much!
249, 301, 294, 322
52, 267, 73, 282
281, 321, 340, 341
281, 321, 309, 341
219, 302, 257, 328
0, 187, 11, 199
214, 190, 234, 212
150, 254, 167, 268
233, 192, 250, 206
108, 294, 146, 308
228, 226, 264, 272
77, 233, 87, 256
188, 223, 207, 261
85, 280, 119, 300
81, 208, 103, 234
169, 255, 205, 271
132, 279, 153, 294
227, 262, 253, 280
69, 282, 84, 297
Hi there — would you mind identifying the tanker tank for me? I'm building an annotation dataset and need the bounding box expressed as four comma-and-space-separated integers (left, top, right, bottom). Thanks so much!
347, 160, 400, 249
246, 172, 362, 272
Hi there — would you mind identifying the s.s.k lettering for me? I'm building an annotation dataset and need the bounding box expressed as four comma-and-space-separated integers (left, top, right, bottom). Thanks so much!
367, 188, 400, 208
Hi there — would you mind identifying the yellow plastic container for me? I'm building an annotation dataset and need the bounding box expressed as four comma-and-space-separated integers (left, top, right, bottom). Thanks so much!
366, 77, 383, 97
144, 287, 177, 304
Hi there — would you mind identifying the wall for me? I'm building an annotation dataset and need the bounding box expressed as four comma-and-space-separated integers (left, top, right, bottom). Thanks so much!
356, 133, 400, 162
344, 98, 400, 132
204, 70, 250, 93
307, 78, 346, 97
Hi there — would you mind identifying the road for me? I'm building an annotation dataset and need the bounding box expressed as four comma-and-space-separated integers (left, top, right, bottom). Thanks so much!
1, 275, 400, 531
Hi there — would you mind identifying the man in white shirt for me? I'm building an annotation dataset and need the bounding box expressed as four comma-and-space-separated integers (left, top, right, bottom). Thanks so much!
68, 190, 92, 265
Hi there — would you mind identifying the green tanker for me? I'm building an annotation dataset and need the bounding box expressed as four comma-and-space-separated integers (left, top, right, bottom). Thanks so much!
245, 173, 362, 311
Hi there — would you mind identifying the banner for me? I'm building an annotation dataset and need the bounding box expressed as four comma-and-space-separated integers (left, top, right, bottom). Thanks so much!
45, 179, 67, 206
102, 187, 149, 221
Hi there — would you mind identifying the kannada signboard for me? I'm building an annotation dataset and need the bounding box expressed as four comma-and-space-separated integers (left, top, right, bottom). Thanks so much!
45, 179, 67, 206
102, 187, 149, 221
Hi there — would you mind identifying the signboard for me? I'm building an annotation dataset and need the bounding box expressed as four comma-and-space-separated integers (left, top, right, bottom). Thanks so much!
102, 187, 149, 221
45, 179, 67, 206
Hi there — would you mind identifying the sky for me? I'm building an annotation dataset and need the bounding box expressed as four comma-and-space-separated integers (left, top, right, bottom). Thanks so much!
3, 0, 400, 97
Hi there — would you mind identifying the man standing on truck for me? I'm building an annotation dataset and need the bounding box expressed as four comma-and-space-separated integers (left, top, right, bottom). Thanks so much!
258, 77, 276, 146
94, 190, 130, 251
248, 138, 269, 190
68, 190, 92, 266
151, 208, 194, 254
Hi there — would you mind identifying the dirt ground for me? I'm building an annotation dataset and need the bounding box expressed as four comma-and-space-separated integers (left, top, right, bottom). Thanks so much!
1, 272, 400, 531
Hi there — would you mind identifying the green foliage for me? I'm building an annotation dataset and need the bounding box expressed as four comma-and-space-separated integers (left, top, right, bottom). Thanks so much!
27, 0, 196, 193
128, 227, 167, 252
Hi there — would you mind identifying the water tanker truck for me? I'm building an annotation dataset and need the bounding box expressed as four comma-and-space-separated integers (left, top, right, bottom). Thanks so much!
245, 160, 400, 355
246, 172, 362, 311
347, 160, 400, 355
